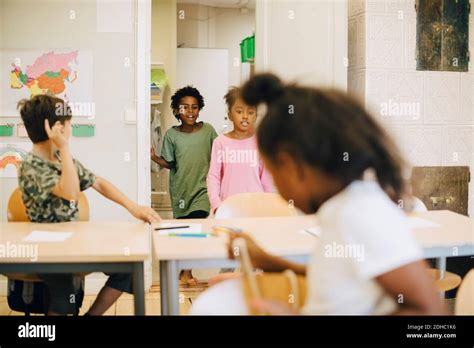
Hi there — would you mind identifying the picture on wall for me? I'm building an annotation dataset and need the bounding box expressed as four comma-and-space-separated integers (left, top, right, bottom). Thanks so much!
0, 142, 31, 178
0, 50, 94, 117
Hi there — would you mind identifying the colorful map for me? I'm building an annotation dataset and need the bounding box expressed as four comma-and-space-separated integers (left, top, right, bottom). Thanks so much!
1, 50, 93, 116
10, 51, 79, 98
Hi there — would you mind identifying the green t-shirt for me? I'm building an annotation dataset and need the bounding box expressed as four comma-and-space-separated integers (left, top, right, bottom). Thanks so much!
18, 152, 96, 223
161, 122, 218, 218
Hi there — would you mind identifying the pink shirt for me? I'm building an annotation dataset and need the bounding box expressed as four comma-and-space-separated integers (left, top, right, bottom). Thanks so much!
207, 134, 274, 210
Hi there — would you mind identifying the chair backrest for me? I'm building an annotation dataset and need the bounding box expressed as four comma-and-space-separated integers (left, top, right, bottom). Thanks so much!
455, 269, 474, 315
215, 192, 298, 219
7, 187, 89, 222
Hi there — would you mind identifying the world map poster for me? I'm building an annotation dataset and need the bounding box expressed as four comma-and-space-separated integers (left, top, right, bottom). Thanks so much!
0, 50, 93, 117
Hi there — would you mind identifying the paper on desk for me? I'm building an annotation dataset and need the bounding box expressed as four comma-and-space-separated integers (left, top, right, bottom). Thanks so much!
298, 226, 321, 238
156, 223, 203, 235
407, 217, 440, 229
23, 230, 74, 243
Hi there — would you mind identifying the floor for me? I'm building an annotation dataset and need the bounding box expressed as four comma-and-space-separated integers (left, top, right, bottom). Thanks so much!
0, 283, 208, 316
0, 285, 457, 316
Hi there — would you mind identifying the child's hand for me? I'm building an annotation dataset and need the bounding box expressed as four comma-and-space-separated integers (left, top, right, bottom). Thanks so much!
150, 147, 156, 158
227, 232, 271, 270
45, 119, 70, 150
129, 203, 161, 223
249, 299, 298, 315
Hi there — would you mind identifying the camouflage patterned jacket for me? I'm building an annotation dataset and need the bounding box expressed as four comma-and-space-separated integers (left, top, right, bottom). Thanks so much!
18, 152, 96, 222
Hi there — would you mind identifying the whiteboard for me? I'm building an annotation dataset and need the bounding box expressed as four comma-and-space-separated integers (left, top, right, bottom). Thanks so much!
177, 48, 229, 134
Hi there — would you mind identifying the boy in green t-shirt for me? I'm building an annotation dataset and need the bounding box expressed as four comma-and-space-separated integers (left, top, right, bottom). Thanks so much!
17, 95, 160, 315
151, 86, 217, 285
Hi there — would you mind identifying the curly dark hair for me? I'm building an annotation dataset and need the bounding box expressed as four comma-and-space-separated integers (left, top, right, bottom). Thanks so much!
170, 86, 205, 120
241, 73, 407, 205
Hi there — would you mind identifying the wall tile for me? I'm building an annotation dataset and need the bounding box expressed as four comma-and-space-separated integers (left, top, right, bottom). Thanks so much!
385, 125, 408, 156
423, 72, 461, 124
365, 0, 386, 13
404, 126, 443, 166
366, 70, 423, 124
442, 126, 474, 166
385, 0, 414, 14
366, 13, 404, 68
460, 74, 474, 125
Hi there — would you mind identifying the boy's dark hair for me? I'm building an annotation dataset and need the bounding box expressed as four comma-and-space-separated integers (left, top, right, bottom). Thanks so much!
224, 87, 240, 111
170, 86, 205, 120
241, 73, 407, 204
17, 95, 72, 143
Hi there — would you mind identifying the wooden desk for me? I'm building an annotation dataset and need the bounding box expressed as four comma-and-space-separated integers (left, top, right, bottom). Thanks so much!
154, 215, 317, 315
153, 211, 473, 316
0, 221, 151, 315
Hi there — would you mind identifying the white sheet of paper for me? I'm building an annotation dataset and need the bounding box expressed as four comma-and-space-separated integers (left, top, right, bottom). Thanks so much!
156, 223, 203, 235
407, 217, 441, 229
298, 226, 321, 238
23, 230, 74, 243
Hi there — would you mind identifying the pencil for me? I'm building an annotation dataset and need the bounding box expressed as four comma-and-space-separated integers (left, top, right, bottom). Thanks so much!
155, 225, 190, 231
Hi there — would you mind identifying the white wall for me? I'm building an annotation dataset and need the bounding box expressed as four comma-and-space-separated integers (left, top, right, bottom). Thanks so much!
0, 0, 139, 222
177, 3, 255, 87
255, 0, 348, 90
348, 0, 474, 216
177, 48, 229, 132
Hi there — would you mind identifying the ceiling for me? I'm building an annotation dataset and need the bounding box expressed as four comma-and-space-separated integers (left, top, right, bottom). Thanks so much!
177, 0, 256, 9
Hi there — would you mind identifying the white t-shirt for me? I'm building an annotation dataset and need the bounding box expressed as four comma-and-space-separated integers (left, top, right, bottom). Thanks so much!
302, 180, 423, 315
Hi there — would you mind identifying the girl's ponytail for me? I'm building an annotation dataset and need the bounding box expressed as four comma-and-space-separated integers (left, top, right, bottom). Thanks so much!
241, 73, 284, 106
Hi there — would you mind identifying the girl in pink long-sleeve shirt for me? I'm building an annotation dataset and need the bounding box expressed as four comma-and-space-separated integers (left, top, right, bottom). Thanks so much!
207, 87, 274, 214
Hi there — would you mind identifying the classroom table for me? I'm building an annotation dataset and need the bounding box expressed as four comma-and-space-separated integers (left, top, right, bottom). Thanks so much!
0, 221, 150, 315
153, 210, 474, 316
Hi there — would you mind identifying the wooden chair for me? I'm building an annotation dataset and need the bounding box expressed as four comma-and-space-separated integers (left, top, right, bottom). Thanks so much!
454, 269, 474, 315
7, 187, 89, 222
215, 192, 299, 219
411, 196, 462, 293
206, 193, 298, 286
4, 187, 89, 314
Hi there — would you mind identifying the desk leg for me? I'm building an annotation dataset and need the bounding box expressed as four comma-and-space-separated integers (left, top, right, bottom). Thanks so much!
133, 262, 146, 315
159, 260, 169, 315
436, 257, 447, 299
164, 260, 179, 315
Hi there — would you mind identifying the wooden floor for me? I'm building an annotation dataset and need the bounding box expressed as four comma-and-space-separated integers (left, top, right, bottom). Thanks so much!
0, 284, 207, 316
0, 285, 456, 315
